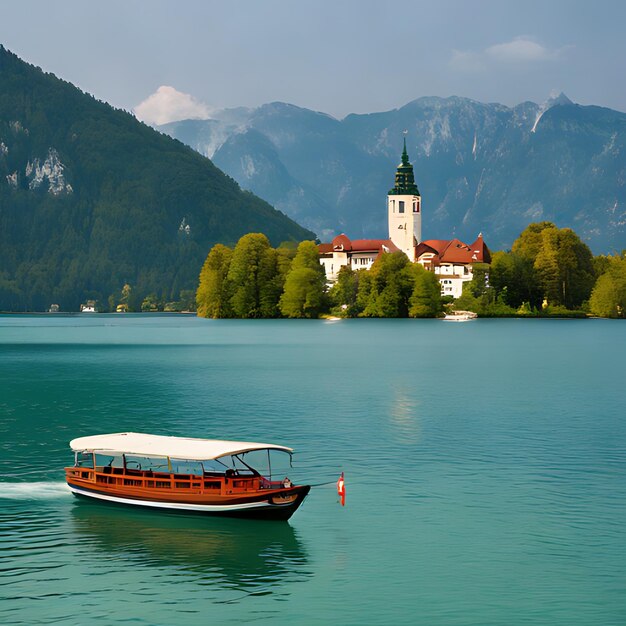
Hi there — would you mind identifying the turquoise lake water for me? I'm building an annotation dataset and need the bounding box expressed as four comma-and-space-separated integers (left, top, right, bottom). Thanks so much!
1, 314, 625, 625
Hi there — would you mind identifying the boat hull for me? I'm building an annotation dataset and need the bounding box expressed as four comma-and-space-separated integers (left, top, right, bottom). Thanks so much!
67, 482, 310, 521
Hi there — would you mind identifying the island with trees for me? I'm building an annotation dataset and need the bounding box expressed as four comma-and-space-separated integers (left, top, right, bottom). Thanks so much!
195, 222, 626, 320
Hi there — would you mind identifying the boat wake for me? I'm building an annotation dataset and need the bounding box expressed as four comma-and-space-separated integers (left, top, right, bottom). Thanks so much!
0, 481, 71, 499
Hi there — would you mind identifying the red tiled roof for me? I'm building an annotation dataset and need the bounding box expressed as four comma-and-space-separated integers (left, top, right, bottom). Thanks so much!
331, 233, 352, 251
350, 238, 395, 252
415, 241, 442, 258
469, 233, 491, 264
322, 235, 399, 255
417, 235, 491, 264
439, 238, 474, 263
383, 240, 401, 253
321, 232, 490, 265
420, 239, 450, 254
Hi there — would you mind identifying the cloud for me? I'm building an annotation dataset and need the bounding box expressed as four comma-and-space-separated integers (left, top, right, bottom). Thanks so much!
450, 37, 567, 72
133, 86, 213, 125
485, 37, 560, 62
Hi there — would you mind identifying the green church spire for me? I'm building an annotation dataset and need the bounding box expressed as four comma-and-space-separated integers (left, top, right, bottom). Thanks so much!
389, 137, 420, 195
401, 137, 410, 166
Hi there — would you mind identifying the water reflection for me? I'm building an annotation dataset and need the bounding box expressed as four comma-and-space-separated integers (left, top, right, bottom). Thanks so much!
70, 500, 311, 594
389, 384, 421, 445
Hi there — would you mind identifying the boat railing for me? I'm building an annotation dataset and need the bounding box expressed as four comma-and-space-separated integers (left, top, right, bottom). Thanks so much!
65, 466, 278, 496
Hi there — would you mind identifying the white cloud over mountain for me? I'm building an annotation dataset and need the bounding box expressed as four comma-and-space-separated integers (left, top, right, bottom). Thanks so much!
133, 86, 212, 125
450, 36, 567, 71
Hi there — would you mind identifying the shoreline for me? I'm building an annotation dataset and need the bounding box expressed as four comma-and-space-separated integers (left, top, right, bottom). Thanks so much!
0, 311, 198, 316
0, 311, 611, 320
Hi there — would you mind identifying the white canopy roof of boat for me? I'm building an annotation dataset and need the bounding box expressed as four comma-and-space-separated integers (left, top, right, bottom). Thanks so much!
70, 432, 293, 461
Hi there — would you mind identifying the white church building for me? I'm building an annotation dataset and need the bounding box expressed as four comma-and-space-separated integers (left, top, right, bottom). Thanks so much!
318, 140, 491, 298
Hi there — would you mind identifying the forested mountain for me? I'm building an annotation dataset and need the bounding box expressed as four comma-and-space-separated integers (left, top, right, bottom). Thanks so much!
160, 95, 626, 253
0, 46, 314, 311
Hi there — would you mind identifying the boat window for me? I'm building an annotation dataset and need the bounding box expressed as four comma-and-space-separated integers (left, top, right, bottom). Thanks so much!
95, 454, 123, 469
169, 459, 204, 475
227, 449, 293, 481
124, 456, 170, 473
201, 459, 229, 474
216, 454, 258, 476
266, 450, 293, 481
75, 451, 93, 468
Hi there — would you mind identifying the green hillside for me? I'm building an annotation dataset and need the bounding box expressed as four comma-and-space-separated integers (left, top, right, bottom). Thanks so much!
0, 46, 314, 311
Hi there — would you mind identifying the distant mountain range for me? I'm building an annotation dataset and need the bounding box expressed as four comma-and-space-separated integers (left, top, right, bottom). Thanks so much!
159, 94, 626, 253
0, 46, 313, 311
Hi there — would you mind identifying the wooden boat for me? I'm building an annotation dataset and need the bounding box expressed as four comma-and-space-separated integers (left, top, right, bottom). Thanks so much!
65, 432, 310, 521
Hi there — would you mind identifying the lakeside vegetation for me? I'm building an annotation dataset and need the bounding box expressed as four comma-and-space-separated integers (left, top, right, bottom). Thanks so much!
457, 222, 625, 318
195, 233, 443, 319
196, 222, 626, 320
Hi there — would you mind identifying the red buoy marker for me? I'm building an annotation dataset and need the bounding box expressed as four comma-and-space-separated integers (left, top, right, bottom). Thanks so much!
337, 472, 345, 506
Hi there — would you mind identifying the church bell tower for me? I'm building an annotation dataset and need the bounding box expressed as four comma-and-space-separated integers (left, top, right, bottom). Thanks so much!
388, 138, 421, 261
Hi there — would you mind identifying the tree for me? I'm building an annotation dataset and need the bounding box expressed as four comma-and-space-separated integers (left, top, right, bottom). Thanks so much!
109, 283, 132, 312
408, 264, 443, 318
276, 246, 296, 282
512, 221, 557, 260
268, 246, 296, 313
121, 283, 132, 305
510, 222, 594, 309
179, 289, 196, 312
593, 255, 612, 279
279, 268, 326, 318
534, 229, 562, 305
355, 269, 374, 314
196, 244, 233, 318
466, 263, 491, 298
359, 252, 414, 317
534, 227, 594, 308
489, 251, 540, 309
453, 260, 522, 317
329, 265, 359, 316
141, 293, 160, 312
589, 256, 626, 318
279, 240, 327, 318
228, 234, 280, 318
257, 247, 283, 317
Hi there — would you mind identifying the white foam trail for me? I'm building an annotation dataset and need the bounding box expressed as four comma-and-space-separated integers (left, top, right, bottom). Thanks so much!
0, 482, 71, 499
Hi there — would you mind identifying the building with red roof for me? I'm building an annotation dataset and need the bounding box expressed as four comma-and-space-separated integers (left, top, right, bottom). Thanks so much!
414, 235, 491, 297
318, 139, 490, 297
319, 235, 400, 278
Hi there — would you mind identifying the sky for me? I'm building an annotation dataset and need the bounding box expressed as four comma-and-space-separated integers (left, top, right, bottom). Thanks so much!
1, 0, 625, 124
